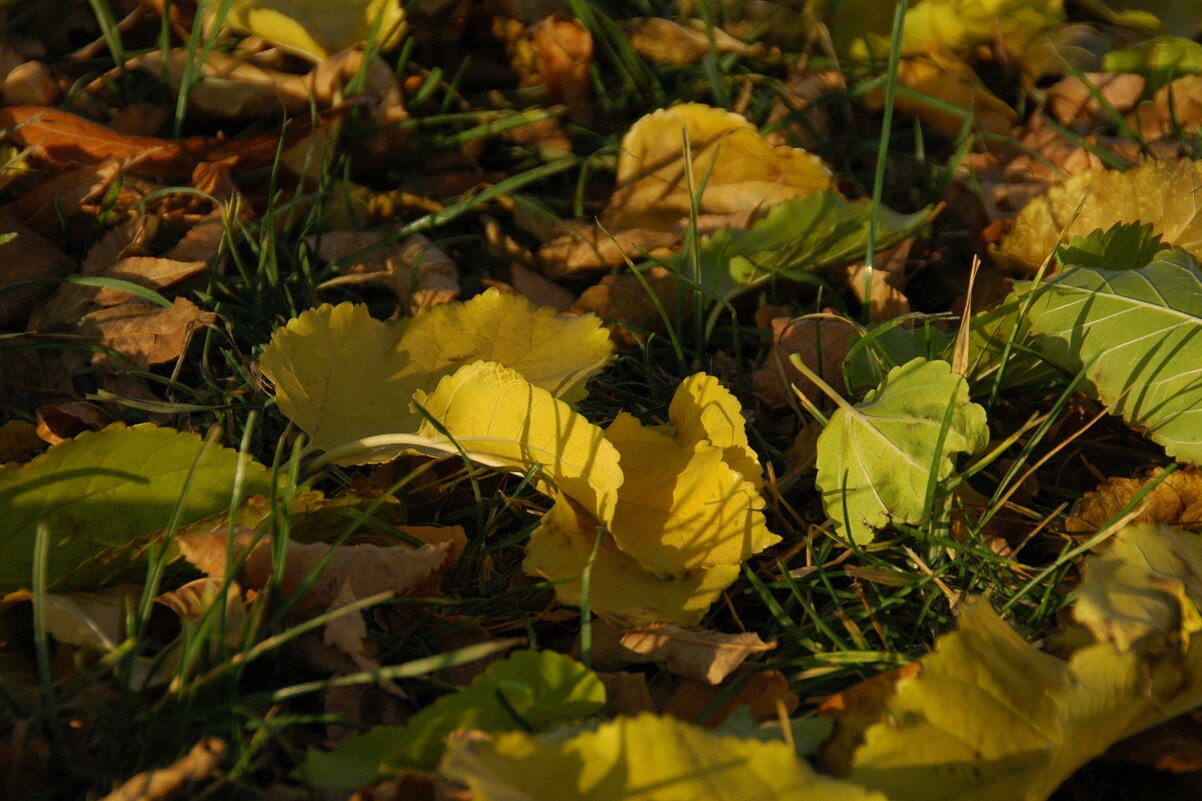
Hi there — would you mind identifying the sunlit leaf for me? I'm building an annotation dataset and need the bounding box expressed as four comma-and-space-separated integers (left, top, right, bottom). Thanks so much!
1102, 36, 1202, 91
995, 158, 1202, 274
815, 358, 988, 544
1054, 222, 1165, 272
1018, 248, 1202, 463
0, 424, 274, 592
668, 373, 763, 489
441, 711, 889, 801
259, 289, 613, 458
845, 524, 1202, 801
861, 52, 1016, 136
218, 0, 405, 61
300, 650, 604, 788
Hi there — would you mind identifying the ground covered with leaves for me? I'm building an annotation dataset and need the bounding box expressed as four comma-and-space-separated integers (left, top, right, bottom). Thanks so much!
5, 0, 1202, 799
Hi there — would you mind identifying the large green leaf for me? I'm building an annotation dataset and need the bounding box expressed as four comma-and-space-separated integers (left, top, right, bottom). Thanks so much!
995, 159, 1202, 273
442, 711, 888, 801
0, 424, 274, 592
846, 524, 1202, 801
1019, 249, 1202, 462
815, 358, 988, 544
300, 650, 604, 788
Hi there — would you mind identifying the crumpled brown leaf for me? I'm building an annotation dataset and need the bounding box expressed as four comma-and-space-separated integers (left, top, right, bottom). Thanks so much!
590, 619, 775, 684
35, 401, 114, 444
312, 230, 459, 314
625, 17, 763, 65
568, 265, 679, 348
78, 297, 214, 368
1066, 467, 1202, 534
663, 669, 798, 726
0, 210, 74, 327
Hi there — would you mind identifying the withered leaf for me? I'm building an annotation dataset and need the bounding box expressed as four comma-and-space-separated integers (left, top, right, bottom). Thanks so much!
1067, 467, 1202, 534
78, 297, 214, 367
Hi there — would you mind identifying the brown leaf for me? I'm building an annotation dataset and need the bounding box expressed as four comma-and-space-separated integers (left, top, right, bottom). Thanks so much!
590, 619, 775, 684
663, 669, 797, 726
1046, 73, 1145, 133
78, 297, 214, 367
598, 671, 657, 716
0, 420, 46, 463
752, 313, 857, 408
817, 662, 921, 776
0, 211, 74, 327
312, 230, 460, 314
862, 52, 1016, 138
2, 60, 59, 106
0, 161, 120, 237
1066, 467, 1202, 534
626, 17, 760, 65
35, 401, 114, 444
530, 13, 592, 121
96, 738, 225, 801
1130, 75, 1202, 142
568, 266, 680, 348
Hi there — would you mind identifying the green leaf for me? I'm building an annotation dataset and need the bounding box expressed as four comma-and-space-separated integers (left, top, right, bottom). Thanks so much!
995, 158, 1202, 273
815, 358, 988, 544
675, 192, 930, 300
1102, 36, 1202, 90
0, 424, 274, 592
847, 524, 1202, 801
1019, 249, 1202, 462
441, 711, 889, 801
300, 650, 604, 788
1055, 222, 1166, 272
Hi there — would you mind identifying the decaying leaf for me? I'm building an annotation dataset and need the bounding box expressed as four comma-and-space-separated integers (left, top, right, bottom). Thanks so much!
663, 669, 798, 726
626, 17, 761, 65
35, 401, 114, 444
259, 289, 613, 456
754, 313, 858, 408
590, 619, 774, 684
815, 358, 988, 544
0, 210, 74, 327
312, 230, 459, 314
97, 738, 226, 801
440, 712, 888, 801
1067, 467, 1202, 534
78, 297, 214, 368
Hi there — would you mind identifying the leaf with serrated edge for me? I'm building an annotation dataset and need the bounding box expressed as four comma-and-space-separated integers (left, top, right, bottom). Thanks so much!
0, 423, 274, 592
668, 372, 764, 489
1020, 249, 1202, 462
441, 711, 888, 801
258, 289, 613, 459
416, 361, 622, 524
816, 358, 987, 544
300, 650, 604, 788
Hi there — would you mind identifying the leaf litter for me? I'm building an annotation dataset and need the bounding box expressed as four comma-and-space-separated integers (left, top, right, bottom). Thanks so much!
7, 0, 1202, 799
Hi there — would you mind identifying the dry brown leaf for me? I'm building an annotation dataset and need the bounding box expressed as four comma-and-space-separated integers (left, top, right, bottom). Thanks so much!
568, 265, 679, 348
1130, 75, 1202, 142
80, 216, 159, 275
0, 161, 120, 237
30, 256, 209, 332
752, 312, 857, 407
312, 230, 460, 313
78, 297, 214, 367
598, 671, 657, 717
662, 669, 797, 726
626, 17, 760, 65
3, 61, 59, 106
163, 212, 227, 262
35, 401, 114, 444
97, 738, 226, 801
590, 619, 775, 684
535, 222, 683, 275
0, 210, 74, 327
530, 13, 593, 121
843, 239, 914, 323
1046, 72, 1145, 133
505, 263, 575, 311
154, 578, 248, 650
1066, 467, 1202, 534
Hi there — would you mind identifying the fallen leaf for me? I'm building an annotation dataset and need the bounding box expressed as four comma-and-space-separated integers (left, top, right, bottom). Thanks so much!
0, 210, 74, 327
35, 401, 114, 444
312, 230, 459, 314
591, 619, 774, 684
1130, 74, 1202, 141
626, 17, 761, 65
79, 297, 213, 368
97, 738, 225, 801
529, 13, 592, 120
1067, 467, 1202, 534
862, 51, 1016, 137
663, 670, 797, 725
753, 313, 858, 408
440, 712, 888, 801
216, 0, 406, 61
568, 266, 680, 348
0, 421, 45, 463
259, 289, 613, 457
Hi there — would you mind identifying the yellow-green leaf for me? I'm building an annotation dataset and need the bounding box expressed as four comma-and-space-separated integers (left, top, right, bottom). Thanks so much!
441, 712, 888, 801
258, 289, 613, 458
995, 158, 1202, 273
217, 0, 406, 61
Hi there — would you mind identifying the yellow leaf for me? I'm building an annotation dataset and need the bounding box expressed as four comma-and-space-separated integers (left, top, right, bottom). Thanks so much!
415, 361, 622, 525
604, 103, 834, 230
218, 0, 406, 61
604, 411, 776, 574
862, 52, 1016, 137
668, 372, 764, 489
258, 289, 613, 457
523, 493, 740, 626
